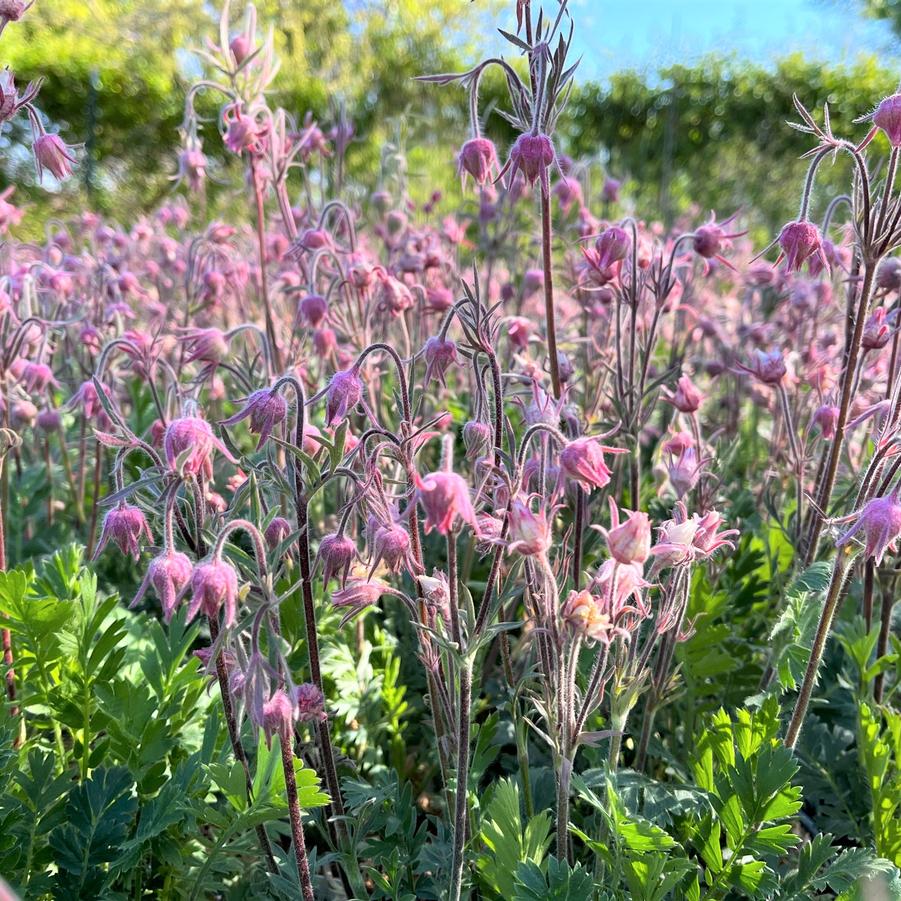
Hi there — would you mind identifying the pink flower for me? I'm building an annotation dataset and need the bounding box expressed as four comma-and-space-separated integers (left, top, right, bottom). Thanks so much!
369, 521, 416, 575
415, 471, 479, 535
19, 361, 57, 394
220, 388, 288, 448
457, 137, 498, 186
423, 336, 459, 386
94, 503, 153, 561
499, 132, 556, 194
298, 292, 328, 327
261, 689, 296, 746
325, 368, 363, 426
872, 94, 901, 147
836, 490, 901, 564
318, 532, 357, 587
131, 549, 194, 621
862, 307, 893, 351
605, 504, 652, 565
507, 316, 534, 349
33, 133, 78, 181
67, 380, 112, 422
507, 496, 551, 557
180, 328, 230, 365
222, 105, 263, 155
164, 414, 236, 477
593, 226, 631, 269
463, 420, 492, 461
186, 558, 240, 628
332, 578, 387, 625
560, 437, 626, 490
813, 404, 839, 440
294, 683, 327, 723
741, 349, 786, 386
265, 516, 293, 549
562, 589, 628, 644
776, 220, 828, 273
670, 375, 703, 413
602, 176, 621, 203
692, 510, 739, 558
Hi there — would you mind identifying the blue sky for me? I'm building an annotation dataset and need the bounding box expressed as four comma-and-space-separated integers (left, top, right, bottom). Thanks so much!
486, 0, 899, 82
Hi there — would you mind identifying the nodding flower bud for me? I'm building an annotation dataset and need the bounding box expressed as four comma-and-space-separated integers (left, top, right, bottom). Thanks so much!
95, 503, 153, 561
186, 558, 240, 628
873, 94, 901, 147
19, 361, 57, 394
457, 137, 498, 186
507, 316, 534, 349
265, 516, 292, 549
33, 133, 78, 182
415, 471, 480, 535
220, 388, 288, 448
877, 257, 901, 292
602, 176, 621, 203
261, 689, 296, 747
325, 367, 363, 426
562, 589, 619, 644
813, 403, 840, 439
503, 132, 555, 191
67, 380, 112, 422
229, 33, 252, 64
370, 521, 415, 575
181, 328, 231, 365
507, 496, 551, 557
36, 408, 61, 432
836, 490, 901, 564
318, 532, 357, 587
560, 437, 626, 490
862, 307, 893, 351
294, 683, 327, 723
594, 226, 631, 269
332, 579, 387, 625
298, 292, 328, 327
605, 505, 652, 565
463, 419, 493, 461
743, 349, 786, 386
164, 414, 236, 477
671, 375, 703, 413
423, 336, 459, 386
131, 549, 193, 622
777, 220, 828, 273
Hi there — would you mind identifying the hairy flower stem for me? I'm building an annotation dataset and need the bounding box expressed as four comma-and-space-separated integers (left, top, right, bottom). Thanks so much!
785, 553, 854, 749
207, 615, 278, 873
249, 157, 282, 374
874, 575, 896, 704
449, 659, 472, 901
803, 261, 878, 565
85, 443, 104, 558
277, 726, 315, 901
540, 190, 562, 400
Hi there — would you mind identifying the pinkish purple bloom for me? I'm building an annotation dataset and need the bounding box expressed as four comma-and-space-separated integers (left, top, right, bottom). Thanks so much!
777, 220, 828, 273
94, 503, 153, 561
221, 388, 288, 448
423, 336, 459, 386
415, 470, 480, 535
457, 137, 498, 186
560, 437, 626, 490
164, 414, 236, 477
836, 490, 901, 564
318, 532, 357, 587
325, 367, 363, 426
186, 558, 240, 628
131, 549, 194, 621
33, 133, 78, 181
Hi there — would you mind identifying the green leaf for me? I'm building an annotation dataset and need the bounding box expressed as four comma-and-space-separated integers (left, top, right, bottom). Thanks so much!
512, 856, 595, 901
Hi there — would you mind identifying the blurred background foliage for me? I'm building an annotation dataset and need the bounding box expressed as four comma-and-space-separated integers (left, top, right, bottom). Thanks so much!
1, 0, 899, 233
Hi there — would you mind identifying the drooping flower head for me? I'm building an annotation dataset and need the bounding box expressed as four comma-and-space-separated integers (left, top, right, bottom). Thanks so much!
94, 503, 153, 561
325, 367, 363, 426
415, 470, 480, 535
498, 132, 556, 195
261, 689, 295, 747
560, 437, 626, 490
186, 558, 240, 628
294, 683, 327, 723
33, 133, 78, 181
604, 502, 652, 565
776, 220, 828, 273
423, 336, 459, 386
164, 413, 236, 477
318, 532, 357, 587
131, 549, 193, 621
836, 490, 901, 564
507, 496, 551, 557
457, 137, 499, 186
220, 388, 287, 448
871, 93, 901, 147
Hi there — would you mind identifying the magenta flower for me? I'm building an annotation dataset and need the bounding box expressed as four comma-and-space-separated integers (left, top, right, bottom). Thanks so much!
180, 328, 230, 365
692, 510, 739, 558
186, 558, 240, 628
131, 549, 194, 621
318, 532, 357, 587
669, 375, 703, 413
836, 490, 901, 564
221, 388, 288, 448
463, 419, 492, 461
94, 503, 153, 561
507, 496, 551, 557
741, 350, 787, 386
265, 516, 293, 549
325, 367, 363, 426
261, 689, 296, 747
593, 226, 631, 270
560, 437, 626, 490
872, 94, 901, 147
605, 504, 652, 565
369, 521, 416, 575
164, 414, 236, 477
294, 683, 327, 723
776, 220, 828, 273
298, 292, 328, 327
19, 361, 57, 394
67, 380, 112, 422
813, 403, 840, 439
415, 471, 479, 535
423, 336, 459, 386
457, 137, 498, 186
332, 578, 387, 625
499, 132, 556, 194
33, 133, 78, 181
